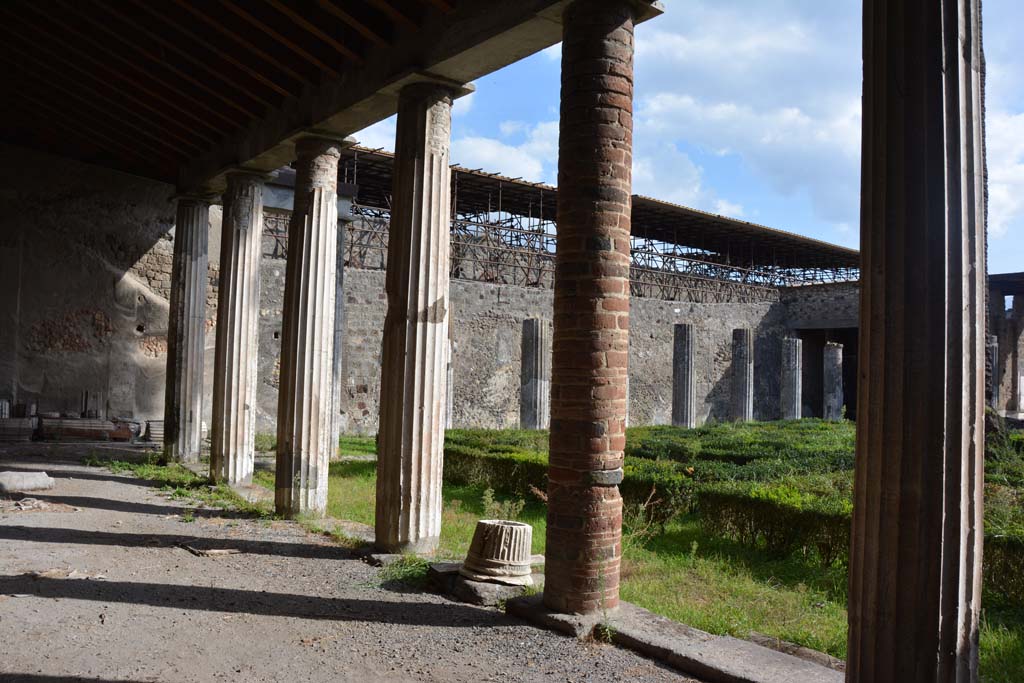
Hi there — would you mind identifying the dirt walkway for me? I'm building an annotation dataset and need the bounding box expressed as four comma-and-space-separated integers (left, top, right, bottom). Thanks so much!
0, 450, 694, 683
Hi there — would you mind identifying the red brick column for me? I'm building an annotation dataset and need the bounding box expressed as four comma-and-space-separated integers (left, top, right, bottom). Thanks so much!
543, 0, 634, 615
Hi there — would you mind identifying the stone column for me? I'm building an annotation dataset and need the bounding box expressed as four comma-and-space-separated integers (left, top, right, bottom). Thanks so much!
822, 342, 843, 421
780, 337, 802, 420
986, 334, 999, 410
848, 0, 986, 678
730, 328, 753, 422
520, 318, 550, 430
671, 323, 696, 428
446, 339, 455, 429
328, 219, 348, 461
163, 196, 210, 463
375, 83, 456, 554
1013, 296, 1023, 413
276, 137, 344, 517
544, 0, 634, 615
210, 172, 264, 484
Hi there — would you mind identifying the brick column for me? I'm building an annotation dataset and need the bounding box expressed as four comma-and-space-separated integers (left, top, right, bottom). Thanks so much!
163, 196, 211, 463
671, 323, 696, 428
543, 0, 634, 615
848, 0, 986, 678
276, 137, 344, 517
375, 83, 456, 554
210, 172, 264, 485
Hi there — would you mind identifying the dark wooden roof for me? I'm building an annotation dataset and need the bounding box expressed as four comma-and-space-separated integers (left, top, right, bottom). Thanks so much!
989, 272, 1024, 296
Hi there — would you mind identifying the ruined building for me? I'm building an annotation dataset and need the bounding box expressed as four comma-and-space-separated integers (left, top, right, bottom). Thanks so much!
0, 0, 1008, 679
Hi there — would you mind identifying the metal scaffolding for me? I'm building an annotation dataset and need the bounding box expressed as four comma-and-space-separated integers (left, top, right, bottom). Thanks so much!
263, 146, 860, 304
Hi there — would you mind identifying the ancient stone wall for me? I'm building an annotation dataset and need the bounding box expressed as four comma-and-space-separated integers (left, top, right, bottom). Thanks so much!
0, 145, 175, 420
778, 282, 860, 330
252, 262, 786, 435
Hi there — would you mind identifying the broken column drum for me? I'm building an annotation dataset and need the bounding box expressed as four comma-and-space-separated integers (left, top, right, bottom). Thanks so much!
276, 137, 343, 517
672, 323, 697, 428
163, 196, 210, 463
544, 0, 635, 615
460, 520, 533, 586
822, 342, 843, 421
731, 328, 754, 422
375, 83, 456, 554
781, 337, 802, 420
211, 171, 264, 485
520, 318, 550, 430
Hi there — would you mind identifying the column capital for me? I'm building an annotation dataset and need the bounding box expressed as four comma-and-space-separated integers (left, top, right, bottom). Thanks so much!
563, 0, 664, 23
170, 191, 218, 206
293, 132, 357, 160
224, 167, 272, 183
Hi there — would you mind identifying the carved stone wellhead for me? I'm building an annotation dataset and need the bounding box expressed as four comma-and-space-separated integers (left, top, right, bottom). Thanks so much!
460, 520, 533, 586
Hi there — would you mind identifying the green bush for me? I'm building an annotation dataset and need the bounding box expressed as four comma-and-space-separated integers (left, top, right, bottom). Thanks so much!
696, 474, 853, 566
986, 534, 1024, 607
625, 420, 856, 476
443, 430, 695, 523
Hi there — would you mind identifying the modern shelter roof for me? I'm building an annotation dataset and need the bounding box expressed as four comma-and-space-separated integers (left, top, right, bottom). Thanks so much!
339, 146, 861, 271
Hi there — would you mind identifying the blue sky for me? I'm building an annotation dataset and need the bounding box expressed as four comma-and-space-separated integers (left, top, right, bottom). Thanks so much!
357, 0, 1023, 274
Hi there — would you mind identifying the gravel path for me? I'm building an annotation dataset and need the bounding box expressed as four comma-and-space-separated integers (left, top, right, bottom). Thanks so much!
0, 450, 697, 683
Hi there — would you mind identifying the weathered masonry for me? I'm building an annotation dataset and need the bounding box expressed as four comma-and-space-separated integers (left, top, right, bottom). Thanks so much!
0, 0, 1001, 678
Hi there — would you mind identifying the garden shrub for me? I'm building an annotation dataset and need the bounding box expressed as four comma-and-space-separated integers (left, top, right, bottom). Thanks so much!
985, 534, 1024, 607
696, 474, 853, 566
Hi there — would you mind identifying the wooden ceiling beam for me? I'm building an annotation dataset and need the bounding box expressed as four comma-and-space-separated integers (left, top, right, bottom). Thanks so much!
126, 0, 292, 100
420, 0, 456, 12
4, 8, 223, 144
0, 31, 208, 156
43, 1, 240, 130
66, 0, 259, 120
10, 84, 182, 166
316, 0, 390, 47
219, 0, 341, 78
171, 0, 311, 86
366, 0, 420, 29
263, 0, 364, 63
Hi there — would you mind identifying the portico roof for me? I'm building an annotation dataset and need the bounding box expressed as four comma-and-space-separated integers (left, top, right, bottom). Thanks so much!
0, 0, 661, 192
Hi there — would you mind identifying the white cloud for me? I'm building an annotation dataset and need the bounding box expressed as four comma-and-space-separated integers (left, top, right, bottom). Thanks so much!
713, 199, 744, 218
499, 120, 527, 137
353, 116, 396, 151
987, 110, 1024, 239
452, 92, 474, 118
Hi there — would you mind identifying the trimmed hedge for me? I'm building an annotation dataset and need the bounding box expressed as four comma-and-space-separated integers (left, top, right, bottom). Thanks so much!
442, 423, 1024, 604
443, 430, 695, 523
696, 475, 853, 567
985, 535, 1024, 606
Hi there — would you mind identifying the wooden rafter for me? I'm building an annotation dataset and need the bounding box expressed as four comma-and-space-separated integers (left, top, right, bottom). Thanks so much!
316, 0, 390, 47
6, 7, 224, 142
62, 0, 258, 119
220, 0, 341, 78
95, 0, 274, 110
263, 0, 364, 64
0, 23, 212, 152
41, 1, 239, 130
171, 0, 311, 85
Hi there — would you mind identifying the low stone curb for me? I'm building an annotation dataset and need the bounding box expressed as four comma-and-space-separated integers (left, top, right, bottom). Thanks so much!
506, 596, 843, 683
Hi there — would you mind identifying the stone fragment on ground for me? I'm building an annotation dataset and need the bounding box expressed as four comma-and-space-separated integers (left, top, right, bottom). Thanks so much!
0, 470, 55, 492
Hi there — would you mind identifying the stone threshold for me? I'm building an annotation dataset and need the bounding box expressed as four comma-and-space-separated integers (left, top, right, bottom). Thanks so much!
506, 595, 843, 683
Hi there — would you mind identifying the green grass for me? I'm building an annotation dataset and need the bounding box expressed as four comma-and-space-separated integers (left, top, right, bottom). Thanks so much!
253, 433, 378, 458
94, 423, 1023, 679
85, 455, 272, 518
